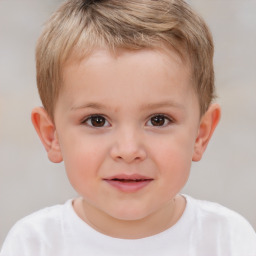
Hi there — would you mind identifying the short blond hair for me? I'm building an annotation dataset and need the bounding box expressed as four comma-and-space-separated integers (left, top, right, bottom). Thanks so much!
36, 0, 215, 119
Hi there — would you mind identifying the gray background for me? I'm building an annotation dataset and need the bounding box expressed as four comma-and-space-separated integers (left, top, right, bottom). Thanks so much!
0, 0, 255, 247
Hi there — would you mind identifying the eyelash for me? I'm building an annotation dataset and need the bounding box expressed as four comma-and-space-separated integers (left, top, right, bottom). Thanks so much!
81, 114, 173, 128
146, 114, 173, 127
82, 114, 110, 128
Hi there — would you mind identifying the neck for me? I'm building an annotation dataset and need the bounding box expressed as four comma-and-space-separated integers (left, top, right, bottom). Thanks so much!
73, 195, 186, 239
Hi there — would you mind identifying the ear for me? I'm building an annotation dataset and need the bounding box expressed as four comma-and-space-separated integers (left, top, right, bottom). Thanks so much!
31, 107, 63, 163
192, 104, 221, 162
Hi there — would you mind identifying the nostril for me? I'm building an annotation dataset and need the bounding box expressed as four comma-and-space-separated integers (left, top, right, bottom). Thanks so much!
113, 154, 146, 163
110, 142, 147, 163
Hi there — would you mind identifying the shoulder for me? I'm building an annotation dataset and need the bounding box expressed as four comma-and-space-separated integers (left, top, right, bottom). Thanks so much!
1, 200, 72, 255
184, 195, 256, 254
9, 202, 66, 234
187, 195, 254, 229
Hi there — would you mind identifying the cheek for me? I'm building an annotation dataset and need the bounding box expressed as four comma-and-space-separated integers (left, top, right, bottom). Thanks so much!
60, 131, 105, 168
157, 131, 195, 158
60, 137, 107, 191
153, 134, 195, 180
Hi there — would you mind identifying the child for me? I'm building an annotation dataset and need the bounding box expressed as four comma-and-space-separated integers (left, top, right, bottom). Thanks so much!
1, 0, 256, 255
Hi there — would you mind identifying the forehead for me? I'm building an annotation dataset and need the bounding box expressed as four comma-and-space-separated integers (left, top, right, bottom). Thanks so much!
57, 47, 199, 116
62, 47, 190, 93
63, 46, 192, 85
65, 44, 190, 71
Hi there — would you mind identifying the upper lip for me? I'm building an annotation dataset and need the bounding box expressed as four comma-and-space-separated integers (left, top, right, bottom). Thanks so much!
103, 174, 153, 181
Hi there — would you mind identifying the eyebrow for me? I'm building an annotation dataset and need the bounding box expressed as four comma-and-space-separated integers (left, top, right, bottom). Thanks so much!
140, 101, 185, 110
71, 100, 184, 111
71, 102, 106, 111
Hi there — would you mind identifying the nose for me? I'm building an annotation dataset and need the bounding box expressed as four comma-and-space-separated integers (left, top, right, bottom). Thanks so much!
110, 127, 147, 163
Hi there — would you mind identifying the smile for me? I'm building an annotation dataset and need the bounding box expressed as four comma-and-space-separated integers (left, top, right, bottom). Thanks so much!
103, 174, 153, 193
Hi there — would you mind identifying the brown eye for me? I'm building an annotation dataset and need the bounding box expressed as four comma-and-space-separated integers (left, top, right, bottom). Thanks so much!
151, 115, 165, 126
147, 115, 171, 127
85, 115, 108, 127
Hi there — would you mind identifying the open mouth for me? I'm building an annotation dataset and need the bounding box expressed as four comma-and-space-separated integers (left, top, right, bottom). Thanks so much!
103, 175, 153, 192
110, 178, 152, 183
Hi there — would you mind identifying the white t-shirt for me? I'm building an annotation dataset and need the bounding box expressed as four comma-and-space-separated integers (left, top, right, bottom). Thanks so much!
1, 195, 256, 256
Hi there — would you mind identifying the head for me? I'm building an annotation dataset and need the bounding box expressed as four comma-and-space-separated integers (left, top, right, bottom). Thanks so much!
36, 0, 215, 120
32, 0, 221, 237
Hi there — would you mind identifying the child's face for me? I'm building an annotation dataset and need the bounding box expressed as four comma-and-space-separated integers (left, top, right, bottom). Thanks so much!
52, 48, 202, 222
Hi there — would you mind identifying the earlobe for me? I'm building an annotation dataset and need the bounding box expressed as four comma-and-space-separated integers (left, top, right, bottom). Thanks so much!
192, 104, 221, 162
31, 107, 63, 163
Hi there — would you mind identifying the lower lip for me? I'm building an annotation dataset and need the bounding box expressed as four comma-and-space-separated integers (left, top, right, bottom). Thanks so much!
104, 180, 153, 193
